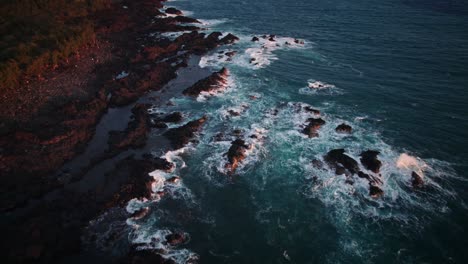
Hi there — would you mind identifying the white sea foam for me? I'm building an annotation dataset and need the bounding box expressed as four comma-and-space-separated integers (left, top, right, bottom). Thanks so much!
196, 73, 236, 102
199, 34, 306, 69
299, 79, 343, 96
130, 228, 198, 264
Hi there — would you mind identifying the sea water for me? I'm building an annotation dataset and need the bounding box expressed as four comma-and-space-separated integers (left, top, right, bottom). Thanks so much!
105, 0, 468, 263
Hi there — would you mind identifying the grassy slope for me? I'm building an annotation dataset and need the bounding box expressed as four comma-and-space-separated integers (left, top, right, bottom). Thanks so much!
0, 0, 110, 90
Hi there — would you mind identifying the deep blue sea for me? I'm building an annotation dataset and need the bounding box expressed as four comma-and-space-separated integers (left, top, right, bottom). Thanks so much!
103, 0, 468, 263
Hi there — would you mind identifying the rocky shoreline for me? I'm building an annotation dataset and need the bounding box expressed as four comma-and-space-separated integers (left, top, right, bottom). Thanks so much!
0, 0, 240, 263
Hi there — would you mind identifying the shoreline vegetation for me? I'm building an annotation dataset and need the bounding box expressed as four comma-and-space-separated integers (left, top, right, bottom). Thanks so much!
0, 0, 239, 262
0, 0, 109, 87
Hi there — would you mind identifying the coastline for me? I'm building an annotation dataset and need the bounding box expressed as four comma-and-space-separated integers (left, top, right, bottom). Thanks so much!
1, 0, 239, 262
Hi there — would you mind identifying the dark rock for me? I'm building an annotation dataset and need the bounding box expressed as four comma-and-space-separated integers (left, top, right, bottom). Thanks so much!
312, 159, 324, 169
214, 132, 225, 141
303, 118, 326, 138
152, 157, 175, 172
220, 33, 240, 44
225, 139, 250, 174
167, 176, 181, 184
163, 116, 207, 149
324, 149, 360, 175
183, 68, 229, 96
165, 7, 183, 15
131, 207, 150, 220
228, 110, 241, 116
225, 51, 237, 57
161, 112, 183, 123
369, 185, 384, 198
360, 150, 382, 173
165, 232, 187, 246
411, 171, 424, 188
251, 36, 259, 42
335, 123, 352, 134
303, 106, 320, 115
152, 121, 168, 129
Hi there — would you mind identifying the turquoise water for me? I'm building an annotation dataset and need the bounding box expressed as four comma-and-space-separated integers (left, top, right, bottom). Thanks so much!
123, 0, 468, 263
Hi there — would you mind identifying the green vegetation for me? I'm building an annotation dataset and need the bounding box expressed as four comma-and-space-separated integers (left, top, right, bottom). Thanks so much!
0, 0, 111, 89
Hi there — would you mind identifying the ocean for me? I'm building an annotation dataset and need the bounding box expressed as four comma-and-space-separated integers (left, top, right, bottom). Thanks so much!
91, 0, 468, 263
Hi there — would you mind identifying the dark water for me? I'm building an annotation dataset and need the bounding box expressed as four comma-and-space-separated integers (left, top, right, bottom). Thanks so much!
90, 0, 468, 263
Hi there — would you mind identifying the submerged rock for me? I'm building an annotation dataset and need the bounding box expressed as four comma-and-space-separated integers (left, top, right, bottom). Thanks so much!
303, 118, 326, 138
303, 106, 320, 115
225, 139, 250, 174
251, 36, 259, 42
335, 123, 352, 134
360, 150, 382, 173
183, 68, 229, 97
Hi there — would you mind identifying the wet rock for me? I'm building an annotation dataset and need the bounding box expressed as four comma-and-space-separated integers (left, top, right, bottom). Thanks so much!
165, 7, 183, 16
251, 36, 259, 42
369, 185, 384, 199
225, 139, 250, 174
228, 110, 241, 116
312, 159, 324, 169
152, 121, 168, 129
214, 132, 225, 142
160, 112, 183, 123
153, 158, 175, 172
225, 51, 237, 58
324, 149, 360, 175
167, 176, 181, 184
303, 106, 320, 115
183, 68, 229, 97
294, 39, 305, 44
220, 33, 240, 44
131, 207, 150, 220
335, 123, 352, 134
249, 58, 256, 64
411, 171, 424, 188
303, 118, 326, 138
163, 116, 207, 149
360, 150, 382, 173
165, 232, 187, 246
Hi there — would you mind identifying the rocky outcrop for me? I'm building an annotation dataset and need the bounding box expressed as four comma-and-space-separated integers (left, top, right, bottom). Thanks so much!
324, 149, 360, 176
183, 68, 229, 96
303, 118, 326, 138
335, 123, 352, 134
225, 139, 250, 174
165, 232, 188, 246
324, 149, 384, 198
165, 7, 182, 15
411, 171, 424, 188
163, 116, 207, 149
360, 150, 382, 173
